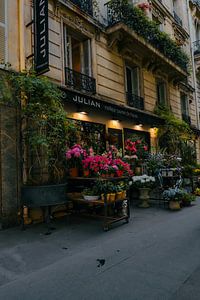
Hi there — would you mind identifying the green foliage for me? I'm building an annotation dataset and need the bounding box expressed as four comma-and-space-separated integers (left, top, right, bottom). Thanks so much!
182, 192, 196, 202
1, 70, 69, 184
107, 0, 189, 71
155, 106, 195, 159
82, 187, 99, 196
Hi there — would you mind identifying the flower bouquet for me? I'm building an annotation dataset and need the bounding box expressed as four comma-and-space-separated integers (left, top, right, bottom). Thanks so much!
66, 144, 87, 176
130, 175, 156, 189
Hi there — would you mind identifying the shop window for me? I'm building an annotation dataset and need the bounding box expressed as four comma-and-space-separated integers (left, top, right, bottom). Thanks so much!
0, 0, 6, 65
67, 119, 106, 154
181, 93, 190, 124
156, 80, 167, 106
125, 66, 144, 110
63, 26, 96, 93
123, 128, 150, 150
107, 128, 123, 153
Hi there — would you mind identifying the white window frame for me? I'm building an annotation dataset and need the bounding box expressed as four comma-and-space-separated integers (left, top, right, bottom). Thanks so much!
125, 65, 140, 97
63, 25, 92, 76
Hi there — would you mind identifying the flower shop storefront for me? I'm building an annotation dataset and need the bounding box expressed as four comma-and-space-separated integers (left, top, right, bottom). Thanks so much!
61, 89, 163, 160
60, 89, 165, 230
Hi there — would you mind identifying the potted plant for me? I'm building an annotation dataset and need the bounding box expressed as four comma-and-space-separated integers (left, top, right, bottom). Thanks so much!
129, 175, 156, 208
163, 188, 183, 210
124, 137, 148, 173
181, 192, 196, 207
8, 71, 70, 209
66, 144, 86, 177
82, 187, 99, 201
146, 153, 165, 176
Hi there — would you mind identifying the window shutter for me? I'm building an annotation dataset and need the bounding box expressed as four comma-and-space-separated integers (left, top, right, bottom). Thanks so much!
0, 0, 5, 63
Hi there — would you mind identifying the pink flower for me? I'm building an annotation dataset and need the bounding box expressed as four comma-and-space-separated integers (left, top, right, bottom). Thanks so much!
66, 152, 71, 159
74, 151, 81, 158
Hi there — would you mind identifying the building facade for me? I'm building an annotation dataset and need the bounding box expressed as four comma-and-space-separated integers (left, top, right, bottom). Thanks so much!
0, 0, 200, 225
23, 0, 198, 155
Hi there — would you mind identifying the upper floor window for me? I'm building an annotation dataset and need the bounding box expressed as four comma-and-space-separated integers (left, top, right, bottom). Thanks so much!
0, 0, 6, 65
63, 25, 96, 94
181, 92, 190, 124
64, 26, 92, 76
172, 0, 182, 26
126, 66, 140, 96
156, 79, 167, 106
125, 65, 144, 110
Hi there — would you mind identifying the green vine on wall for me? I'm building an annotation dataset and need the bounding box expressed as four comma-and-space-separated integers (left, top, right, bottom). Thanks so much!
0, 70, 69, 185
155, 105, 196, 164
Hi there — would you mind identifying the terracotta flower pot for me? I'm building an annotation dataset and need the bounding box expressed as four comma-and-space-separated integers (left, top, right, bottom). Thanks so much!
69, 167, 79, 177
83, 169, 90, 177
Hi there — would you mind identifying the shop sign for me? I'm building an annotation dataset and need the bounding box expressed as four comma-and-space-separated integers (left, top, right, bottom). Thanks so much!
34, 0, 49, 75
61, 90, 139, 120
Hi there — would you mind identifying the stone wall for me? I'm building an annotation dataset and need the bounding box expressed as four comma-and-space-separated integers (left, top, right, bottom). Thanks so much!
0, 105, 20, 228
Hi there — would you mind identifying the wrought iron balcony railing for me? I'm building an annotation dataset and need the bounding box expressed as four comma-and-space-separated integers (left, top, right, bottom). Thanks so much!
173, 11, 183, 27
192, 0, 200, 7
182, 113, 191, 125
193, 40, 200, 55
70, 0, 93, 16
65, 67, 96, 94
126, 92, 144, 110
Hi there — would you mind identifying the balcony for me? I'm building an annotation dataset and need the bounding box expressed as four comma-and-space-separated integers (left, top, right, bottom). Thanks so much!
65, 67, 96, 94
105, 1, 188, 79
173, 11, 183, 27
70, 0, 93, 16
126, 93, 144, 110
182, 113, 191, 125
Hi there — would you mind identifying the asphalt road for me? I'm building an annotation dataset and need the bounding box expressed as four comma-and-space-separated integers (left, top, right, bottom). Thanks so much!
0, 200, 200, 300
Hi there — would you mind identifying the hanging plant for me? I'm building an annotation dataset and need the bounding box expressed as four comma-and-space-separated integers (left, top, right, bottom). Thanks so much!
1, 70, 70, 185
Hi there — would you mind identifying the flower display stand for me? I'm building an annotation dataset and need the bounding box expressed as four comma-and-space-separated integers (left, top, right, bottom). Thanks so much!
67, 177, 130, 231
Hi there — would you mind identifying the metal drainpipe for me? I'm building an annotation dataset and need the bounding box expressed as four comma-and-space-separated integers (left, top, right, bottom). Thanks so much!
186, 0, 200, 130
19, 0, 25, 71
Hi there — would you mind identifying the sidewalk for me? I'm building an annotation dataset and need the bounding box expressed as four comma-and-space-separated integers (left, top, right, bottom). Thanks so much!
0, 200, 200, 299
